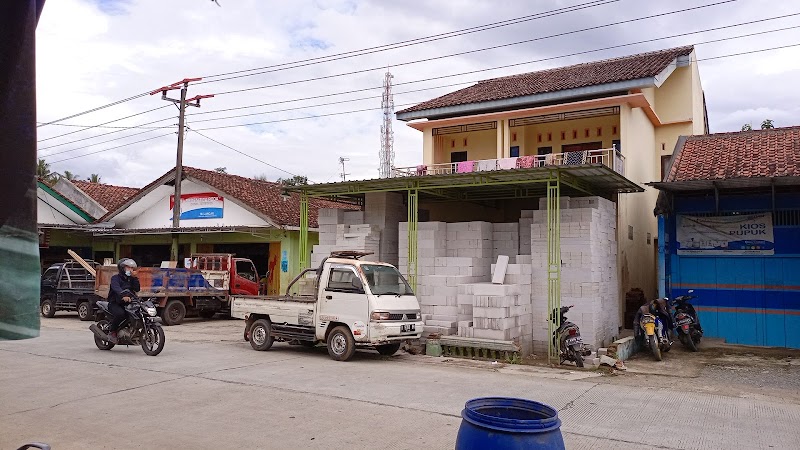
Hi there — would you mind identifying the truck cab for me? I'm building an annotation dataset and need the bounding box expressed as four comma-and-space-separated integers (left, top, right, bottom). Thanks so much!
233, 253, 424, 361
40, 260, 100, 321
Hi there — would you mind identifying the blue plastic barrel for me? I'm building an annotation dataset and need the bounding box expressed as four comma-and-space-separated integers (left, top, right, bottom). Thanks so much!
455, 397, 565, 450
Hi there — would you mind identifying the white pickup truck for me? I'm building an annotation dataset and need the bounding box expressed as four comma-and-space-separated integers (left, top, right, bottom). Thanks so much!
231, 253, 423, 361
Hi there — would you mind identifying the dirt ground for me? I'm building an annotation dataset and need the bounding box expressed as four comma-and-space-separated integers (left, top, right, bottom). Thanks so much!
582, 339, 800, 404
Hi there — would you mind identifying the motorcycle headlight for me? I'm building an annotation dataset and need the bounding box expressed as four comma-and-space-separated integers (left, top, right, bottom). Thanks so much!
145, 306, 158, 317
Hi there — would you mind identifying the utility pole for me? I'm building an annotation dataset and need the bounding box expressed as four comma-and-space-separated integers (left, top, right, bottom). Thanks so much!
339, 157, 350, 181
150, 78, 214, 261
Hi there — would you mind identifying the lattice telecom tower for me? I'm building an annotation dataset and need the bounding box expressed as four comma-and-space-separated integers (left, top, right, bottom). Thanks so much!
378, 70, 395, 178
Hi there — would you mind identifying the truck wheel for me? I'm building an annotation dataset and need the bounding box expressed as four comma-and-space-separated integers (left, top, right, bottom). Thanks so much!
78, 302, 93, 321
327, 326, 356, 361
376, 342, 401, 356
161, 300, 186, 326
41, 299, 56, 318
198, 309, 216, 319
249, 319, 274, 351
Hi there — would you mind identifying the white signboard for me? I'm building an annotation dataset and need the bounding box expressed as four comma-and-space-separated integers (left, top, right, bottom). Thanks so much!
676, 213, 775, 255
169, 192, 224, 220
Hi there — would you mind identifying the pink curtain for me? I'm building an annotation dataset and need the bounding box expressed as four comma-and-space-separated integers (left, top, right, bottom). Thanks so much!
457, 160, 475, 173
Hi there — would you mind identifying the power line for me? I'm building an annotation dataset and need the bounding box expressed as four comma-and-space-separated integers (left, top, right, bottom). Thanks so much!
37, 116, 176, 152
37, 91, 153, 128
37, 122, 173, 130
42, 40, 800, 164
37, 0, 617, 129
176, 20, 800, 127
37, 105, 172, 142
40, 129, 164, 158
207, 0, 741, 95
198, 0, 619, 81
187, 127, 301, 178
48, 133, 175, 164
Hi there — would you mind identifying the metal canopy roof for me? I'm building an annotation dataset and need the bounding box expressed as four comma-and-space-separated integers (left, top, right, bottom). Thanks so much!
294, 165, 643, 201
647, 176, 800, 193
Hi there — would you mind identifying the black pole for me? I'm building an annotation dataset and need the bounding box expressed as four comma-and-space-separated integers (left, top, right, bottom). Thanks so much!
0, 0, 46, 340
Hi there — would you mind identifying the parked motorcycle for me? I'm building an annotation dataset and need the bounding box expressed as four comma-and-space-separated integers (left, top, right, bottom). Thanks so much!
550, 305, 591, 367
89, 291, 165, 356
671, 289, 703, 352
639, 312, 671, 361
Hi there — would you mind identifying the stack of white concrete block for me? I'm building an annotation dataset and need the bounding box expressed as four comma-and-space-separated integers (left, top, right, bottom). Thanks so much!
492, 223, 519, 264
399, 221, 498, 337
530, 196, 618, 350
455, 283, 532, 351
518, 210, 533, 255
312, 209, 381, 268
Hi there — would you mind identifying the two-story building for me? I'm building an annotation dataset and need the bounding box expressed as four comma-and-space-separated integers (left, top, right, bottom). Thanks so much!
395, 44, 708, 310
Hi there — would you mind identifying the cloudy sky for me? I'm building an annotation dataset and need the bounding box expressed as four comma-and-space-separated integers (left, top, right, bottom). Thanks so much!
35, 0, 800, 187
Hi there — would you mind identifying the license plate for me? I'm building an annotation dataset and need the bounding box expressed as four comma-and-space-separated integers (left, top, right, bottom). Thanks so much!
401, 324, 415, 332
565, 337, 582, 346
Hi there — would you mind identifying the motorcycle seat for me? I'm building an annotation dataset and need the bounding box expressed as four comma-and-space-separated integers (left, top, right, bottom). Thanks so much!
96, 301, 109, 310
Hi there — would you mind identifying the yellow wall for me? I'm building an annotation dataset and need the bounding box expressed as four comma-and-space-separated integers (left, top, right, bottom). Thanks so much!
689, 53, 707, 134
432, 128, 498, 164
518, 115, 620, 155
618, 105, 659, 306
654, 64, 693, 124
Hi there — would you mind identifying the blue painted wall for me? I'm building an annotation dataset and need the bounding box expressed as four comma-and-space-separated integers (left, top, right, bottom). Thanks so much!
662, 191, 800, 348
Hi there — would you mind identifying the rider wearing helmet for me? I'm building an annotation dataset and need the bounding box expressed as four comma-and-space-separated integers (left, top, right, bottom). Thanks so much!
107, 258, 140, 343
634, 297, 674, 339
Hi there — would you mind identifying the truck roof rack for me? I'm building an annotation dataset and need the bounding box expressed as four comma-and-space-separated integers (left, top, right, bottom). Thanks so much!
328, 251, 373, 260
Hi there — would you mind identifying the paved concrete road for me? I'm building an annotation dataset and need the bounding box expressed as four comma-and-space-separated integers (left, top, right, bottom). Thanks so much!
1, 318, 799, 450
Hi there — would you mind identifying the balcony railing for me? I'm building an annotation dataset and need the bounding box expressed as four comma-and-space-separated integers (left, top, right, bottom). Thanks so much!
392, 147, 625, 178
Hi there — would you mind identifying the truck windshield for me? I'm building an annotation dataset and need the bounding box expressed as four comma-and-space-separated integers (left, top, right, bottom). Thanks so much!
360, 264, 414, 296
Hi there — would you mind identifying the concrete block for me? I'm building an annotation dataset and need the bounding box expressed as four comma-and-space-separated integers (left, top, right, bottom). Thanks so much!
470, 283, 520, 296
492, 255, 509, 284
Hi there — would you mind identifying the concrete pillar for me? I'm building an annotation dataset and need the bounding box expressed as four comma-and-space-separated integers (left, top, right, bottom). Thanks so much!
496, 120, 504, 159
503, 120, 511, 158
423, 128, 434, 165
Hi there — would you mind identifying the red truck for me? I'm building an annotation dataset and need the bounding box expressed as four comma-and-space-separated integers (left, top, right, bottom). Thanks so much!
95, 253, 260, 325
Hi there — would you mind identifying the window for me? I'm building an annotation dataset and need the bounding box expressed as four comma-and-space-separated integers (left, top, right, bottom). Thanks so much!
450, 151, 468, 163
236, 260, 257, 282
327, 266, 362, 292
510, 146, 520, 157
361, 264, 414, 296
661, 155, 672, 181
612, 139, 621, 151
537, 146, 553, 156
41, 267, 59, 284
562, 141, 602, 152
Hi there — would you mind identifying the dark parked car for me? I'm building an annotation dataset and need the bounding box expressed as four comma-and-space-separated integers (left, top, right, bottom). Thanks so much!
40, 260, 101, 321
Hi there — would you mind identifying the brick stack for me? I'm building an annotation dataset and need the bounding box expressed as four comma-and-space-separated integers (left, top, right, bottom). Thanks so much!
312, 209, 381, 268
492, 223, 519, 264
454, 283, 533, 354
530, 196, 619, 350
518, 210, 533, 255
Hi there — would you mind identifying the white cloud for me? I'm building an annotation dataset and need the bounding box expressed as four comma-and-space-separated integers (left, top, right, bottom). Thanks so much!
36, 0, 800, 187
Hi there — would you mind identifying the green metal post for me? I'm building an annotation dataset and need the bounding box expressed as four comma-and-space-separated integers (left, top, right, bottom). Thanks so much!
299, 192, 309, 269
407, 189, 419, 291
547, 173, 562, 363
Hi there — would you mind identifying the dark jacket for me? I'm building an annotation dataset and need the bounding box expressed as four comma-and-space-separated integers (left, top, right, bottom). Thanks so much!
108, 273, 140, 304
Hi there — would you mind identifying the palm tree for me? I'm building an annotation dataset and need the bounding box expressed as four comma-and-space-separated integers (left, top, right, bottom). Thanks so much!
37, 158, 56, 183
87, 174, 102, 183
63, 170, 80, 181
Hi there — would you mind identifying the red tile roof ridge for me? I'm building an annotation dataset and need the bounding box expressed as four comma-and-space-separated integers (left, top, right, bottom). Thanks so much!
683, 125, 800, 140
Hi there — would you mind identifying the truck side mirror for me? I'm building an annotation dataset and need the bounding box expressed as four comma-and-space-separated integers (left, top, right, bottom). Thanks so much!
350, 277, 364, 293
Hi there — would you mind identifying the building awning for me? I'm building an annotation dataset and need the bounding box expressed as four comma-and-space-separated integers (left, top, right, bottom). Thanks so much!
647, 176, 800, 193
294, 165, 643, 201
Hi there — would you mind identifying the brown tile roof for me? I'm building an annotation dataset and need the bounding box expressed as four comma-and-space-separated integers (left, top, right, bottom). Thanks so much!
398, 45, 694, 115
666, 126, 800, 182
71, 180, 140, 213
182, 167, 356, 228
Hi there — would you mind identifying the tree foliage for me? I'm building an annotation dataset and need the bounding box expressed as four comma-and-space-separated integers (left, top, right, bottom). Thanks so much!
63, 170, 80, 181
214, 167, 227, 173
761, 119, 774, 129
87, 174, 101, 183
37, 159, 57, 184
277, 175, 309, 186
741, 123, 753, 131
